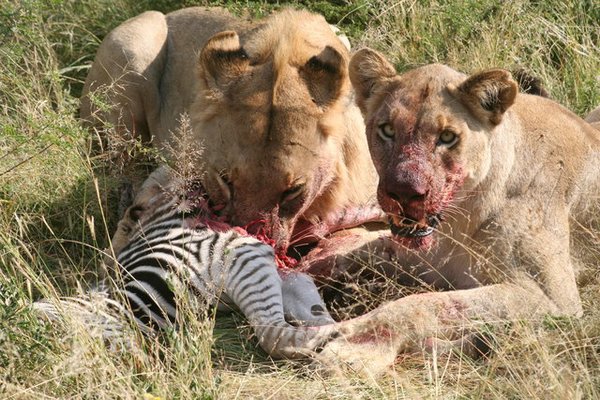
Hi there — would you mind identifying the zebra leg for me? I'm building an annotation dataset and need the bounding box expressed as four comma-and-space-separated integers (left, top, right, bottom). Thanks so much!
32, 287, 133, 347
279, 269, 334, 326
223, 239, 334, 359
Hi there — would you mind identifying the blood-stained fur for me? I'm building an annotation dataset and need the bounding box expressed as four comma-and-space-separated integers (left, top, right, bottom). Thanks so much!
81, 7, 382, 255
307, 48, 600, 374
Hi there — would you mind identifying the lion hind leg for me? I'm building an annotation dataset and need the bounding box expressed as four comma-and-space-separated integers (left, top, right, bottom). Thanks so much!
82, 11, 169, 212
81, 11, 167, 155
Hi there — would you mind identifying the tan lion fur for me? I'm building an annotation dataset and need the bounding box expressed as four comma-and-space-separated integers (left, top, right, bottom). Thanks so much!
309, 49, 600, 374
81, 7, 378, 247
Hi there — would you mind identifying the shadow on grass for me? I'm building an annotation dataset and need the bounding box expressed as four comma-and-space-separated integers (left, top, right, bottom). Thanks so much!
0, 168, 120, 295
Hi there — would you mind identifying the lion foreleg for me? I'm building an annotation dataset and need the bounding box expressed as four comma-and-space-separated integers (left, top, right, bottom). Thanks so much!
315, 281, 560, 373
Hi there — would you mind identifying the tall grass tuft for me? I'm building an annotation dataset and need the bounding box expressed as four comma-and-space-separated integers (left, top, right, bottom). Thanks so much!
358, 0, 599, 115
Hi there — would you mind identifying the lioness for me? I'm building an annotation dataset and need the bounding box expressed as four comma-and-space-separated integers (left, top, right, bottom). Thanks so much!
81, 7, 384, 254
311, 48, 600, 370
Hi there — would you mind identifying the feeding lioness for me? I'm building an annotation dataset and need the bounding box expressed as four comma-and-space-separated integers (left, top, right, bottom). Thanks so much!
310, 48, 600, 370
81, 7, 386, 260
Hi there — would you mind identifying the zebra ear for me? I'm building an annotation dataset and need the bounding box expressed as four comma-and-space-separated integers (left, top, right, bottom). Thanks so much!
198, 31, 250, 92
127, 205, 145, 222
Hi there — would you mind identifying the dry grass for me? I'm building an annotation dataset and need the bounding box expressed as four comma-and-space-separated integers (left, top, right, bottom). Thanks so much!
1, 0, 599, 398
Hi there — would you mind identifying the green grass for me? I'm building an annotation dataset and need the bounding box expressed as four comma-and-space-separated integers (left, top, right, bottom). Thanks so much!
1, 0, 599, 398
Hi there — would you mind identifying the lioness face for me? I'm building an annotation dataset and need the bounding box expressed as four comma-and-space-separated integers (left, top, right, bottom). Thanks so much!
191, 18, 351, 248
350, 49, 517, 250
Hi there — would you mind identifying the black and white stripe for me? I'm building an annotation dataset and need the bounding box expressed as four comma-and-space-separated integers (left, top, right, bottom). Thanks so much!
111, 193, 334, 357
34, 167, 336, 358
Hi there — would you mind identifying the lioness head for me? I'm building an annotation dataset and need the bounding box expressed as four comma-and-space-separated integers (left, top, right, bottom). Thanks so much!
349, 48, 518, 249
190, 9, 367, 249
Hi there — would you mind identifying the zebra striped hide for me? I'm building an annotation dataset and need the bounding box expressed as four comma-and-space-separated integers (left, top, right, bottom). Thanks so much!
34, 167, 337, 359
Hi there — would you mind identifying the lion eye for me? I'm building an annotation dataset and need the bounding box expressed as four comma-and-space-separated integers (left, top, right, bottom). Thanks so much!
438, 130, 459, 147
377, 123, 395, 141
281, 183, 305, 204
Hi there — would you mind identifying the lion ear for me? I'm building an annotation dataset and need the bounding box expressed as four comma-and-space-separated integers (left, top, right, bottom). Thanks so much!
449, 69, 518, 125
301, 45, 348, 107
349, 48, 397, 113
198, 31, 250, 91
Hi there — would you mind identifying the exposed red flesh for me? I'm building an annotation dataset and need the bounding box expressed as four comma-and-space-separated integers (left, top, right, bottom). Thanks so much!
186, 189, 386, 269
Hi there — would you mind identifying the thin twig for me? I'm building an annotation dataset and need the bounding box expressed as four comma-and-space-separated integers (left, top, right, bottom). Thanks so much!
0, 143, 53, 177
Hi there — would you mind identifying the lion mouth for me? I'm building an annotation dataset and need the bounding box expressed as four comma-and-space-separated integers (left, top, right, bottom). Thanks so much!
388, 214, 442, 239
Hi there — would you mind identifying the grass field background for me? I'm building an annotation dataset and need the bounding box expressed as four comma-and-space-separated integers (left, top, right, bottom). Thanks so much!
1, 0, 599, 398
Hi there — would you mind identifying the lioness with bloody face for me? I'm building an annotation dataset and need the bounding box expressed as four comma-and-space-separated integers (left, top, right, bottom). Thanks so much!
310, 48, 600, 372
81, 7, 382, 255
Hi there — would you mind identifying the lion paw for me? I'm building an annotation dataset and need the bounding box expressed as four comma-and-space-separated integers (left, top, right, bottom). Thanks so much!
312, 334, 398, 377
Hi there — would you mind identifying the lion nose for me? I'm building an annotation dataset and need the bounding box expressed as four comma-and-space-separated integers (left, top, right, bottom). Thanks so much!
386, 181, 429, 222
387, 181, 428, 205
